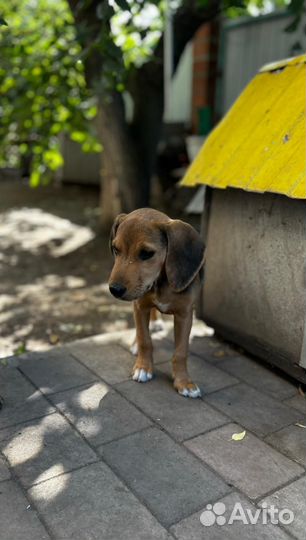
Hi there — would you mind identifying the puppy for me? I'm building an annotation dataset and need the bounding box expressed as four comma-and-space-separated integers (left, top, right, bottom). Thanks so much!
108, 208, 205, 398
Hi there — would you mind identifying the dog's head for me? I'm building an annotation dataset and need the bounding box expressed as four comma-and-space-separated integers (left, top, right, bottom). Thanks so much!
108, 208, 205, 301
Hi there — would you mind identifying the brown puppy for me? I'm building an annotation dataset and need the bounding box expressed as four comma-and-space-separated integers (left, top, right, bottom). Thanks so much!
108, 208, 205, 397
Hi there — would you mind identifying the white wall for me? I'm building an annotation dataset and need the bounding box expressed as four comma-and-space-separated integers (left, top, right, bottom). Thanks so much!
164, 41, 193, 124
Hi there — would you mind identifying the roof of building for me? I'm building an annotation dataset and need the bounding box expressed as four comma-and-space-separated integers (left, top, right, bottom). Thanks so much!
181, 55, 306, 199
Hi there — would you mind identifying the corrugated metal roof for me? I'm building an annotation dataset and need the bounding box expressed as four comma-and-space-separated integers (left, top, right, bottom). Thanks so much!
182, 55, 306, 199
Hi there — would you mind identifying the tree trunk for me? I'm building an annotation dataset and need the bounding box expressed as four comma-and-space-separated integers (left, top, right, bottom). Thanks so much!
68, 0, 221, 228
96, 91, 141, 228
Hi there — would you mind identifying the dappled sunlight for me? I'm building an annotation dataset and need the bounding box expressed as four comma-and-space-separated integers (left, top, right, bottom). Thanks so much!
76, 418, 101, 438
0, 294, 16, 309
145, 320, 173, 343
26, 389, 44, 402
73, 382, 111, 437
100, 282, 111, 293
76, 382, 109, 410
3, 422, 44, 467
33, 464, 67, 496
0, 207, 95, 257
16, 274, 87, 297
189, 318, 215, 340
33, 470, 70, 503
9, 338, 51, 356
0, 311, 14, 324
0, 188, 133, 356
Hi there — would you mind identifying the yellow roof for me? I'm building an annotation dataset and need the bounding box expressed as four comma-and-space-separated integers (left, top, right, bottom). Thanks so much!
182, 55, 306, 199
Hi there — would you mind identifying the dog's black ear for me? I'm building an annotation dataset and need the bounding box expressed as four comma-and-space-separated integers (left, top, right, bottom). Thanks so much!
163, 220, 205, 292
109, 213, 127, 252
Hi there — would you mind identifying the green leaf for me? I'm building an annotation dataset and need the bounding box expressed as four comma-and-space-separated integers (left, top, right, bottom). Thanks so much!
31, 66, 42, 76
20, 143, 28, 154
71, 130, 87, 143
92, 141, 102, 152
14, 343, 27, 355
0, 17, 8, 26
85, 105, 98, 119
81, 141, 92, 152
232, 430, 246, 441
30, 170, 40, 187
43, 148, 64, 170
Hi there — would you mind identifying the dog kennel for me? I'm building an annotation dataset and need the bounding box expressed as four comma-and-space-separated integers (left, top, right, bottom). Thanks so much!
182, 55, 306, 383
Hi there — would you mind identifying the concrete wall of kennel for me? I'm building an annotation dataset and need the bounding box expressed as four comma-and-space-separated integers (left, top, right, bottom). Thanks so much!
199, 187, 306, 383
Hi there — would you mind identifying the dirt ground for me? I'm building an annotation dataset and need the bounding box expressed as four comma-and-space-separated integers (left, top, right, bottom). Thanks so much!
0, 180, 134, 358
0, 179, 201, 358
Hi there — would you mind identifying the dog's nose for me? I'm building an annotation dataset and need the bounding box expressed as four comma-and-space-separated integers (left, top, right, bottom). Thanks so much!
109, 283, 127, 298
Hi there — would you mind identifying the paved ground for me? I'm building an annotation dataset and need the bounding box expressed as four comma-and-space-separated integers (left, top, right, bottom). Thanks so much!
0, 326, 306, 540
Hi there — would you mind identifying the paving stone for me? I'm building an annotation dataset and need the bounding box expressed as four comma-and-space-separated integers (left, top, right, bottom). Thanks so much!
101, 427, 230, 527
158, 355, 238, 395
284, 394, 306, 415
67, 341, 135, 384
29, 461, 169, 540
70, 332, 134, 353
0, 480, 50, 540
122, 340, 174, 366
0, 454, 10, 481
189, 337, 238, 361
66, 329, 136, 351
152, 344, 174, 364
188, 336, 219, 356
265, 424, 306, 467
98, 329, 136, 349
170, 491, 291, 540
217, 356, 297, 400
185, 423, 304, 499
259, 476, 306, 540
0, 366, 55, 429
205, 383, 305, 437
19, 348, 97, 395
49, 381, 151, 446
0, 413, 97, 487
120, 332, 175, 365
116, 374, 227, 441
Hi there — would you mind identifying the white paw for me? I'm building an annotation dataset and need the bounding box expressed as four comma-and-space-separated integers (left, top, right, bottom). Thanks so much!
130, 342, 138, 356
132, 368, 153, 383
178, 385, 201, 398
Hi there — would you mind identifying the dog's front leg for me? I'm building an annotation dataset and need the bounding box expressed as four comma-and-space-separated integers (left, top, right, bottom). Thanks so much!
172, 311, 201, 398
132, 301, 153, 383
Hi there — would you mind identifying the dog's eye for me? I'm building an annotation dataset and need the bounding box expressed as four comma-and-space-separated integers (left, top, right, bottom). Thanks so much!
112, 246, 119, 256
139, 249, 155, 261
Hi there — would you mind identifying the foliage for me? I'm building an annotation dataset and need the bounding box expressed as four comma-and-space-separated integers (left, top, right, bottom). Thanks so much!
111, 0, 165, 68
0, 0, 167, 183
0, 0, 303, 186
0, 0, 101, 186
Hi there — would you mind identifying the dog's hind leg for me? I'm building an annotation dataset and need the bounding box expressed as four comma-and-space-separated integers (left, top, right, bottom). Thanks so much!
132, 301, 153, 383
172, 311, 201, 398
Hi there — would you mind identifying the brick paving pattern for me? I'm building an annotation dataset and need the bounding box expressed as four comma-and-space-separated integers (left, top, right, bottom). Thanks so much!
0, 328, 305, 539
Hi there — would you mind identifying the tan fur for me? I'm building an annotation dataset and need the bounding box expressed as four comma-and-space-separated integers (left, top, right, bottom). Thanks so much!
108, 208, 205, 397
